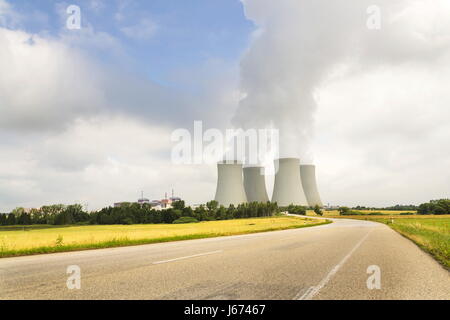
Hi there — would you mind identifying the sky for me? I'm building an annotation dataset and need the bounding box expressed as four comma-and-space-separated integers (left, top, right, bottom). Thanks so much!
0, 0, 449, 211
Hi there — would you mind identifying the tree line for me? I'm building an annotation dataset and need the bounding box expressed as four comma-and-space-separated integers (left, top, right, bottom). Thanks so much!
352, 204, 418, 211
417, 199, 450, 215
343, 199, 449, 216
0, 201, 280, 226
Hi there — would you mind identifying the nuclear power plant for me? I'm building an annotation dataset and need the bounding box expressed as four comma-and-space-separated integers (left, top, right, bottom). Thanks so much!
214, 158, 323, 207
300, 165, 323, 207
272, 158, 308, 206
214, 161, 248, 207
243, 167, 269, 203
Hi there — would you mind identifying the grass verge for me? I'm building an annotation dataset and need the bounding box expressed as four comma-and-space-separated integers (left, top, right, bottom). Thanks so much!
329, 215, 450, 269
0, 216, 331, 258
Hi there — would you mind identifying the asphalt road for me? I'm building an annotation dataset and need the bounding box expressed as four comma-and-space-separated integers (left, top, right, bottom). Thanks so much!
0, 217, 449, 300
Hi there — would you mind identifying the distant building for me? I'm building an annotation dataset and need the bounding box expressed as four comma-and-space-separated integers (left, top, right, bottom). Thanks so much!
113, 190, 182, 210
138, 198, 150, 205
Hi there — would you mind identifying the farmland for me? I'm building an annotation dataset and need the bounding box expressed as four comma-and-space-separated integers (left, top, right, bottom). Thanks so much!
0, 216, 329, 258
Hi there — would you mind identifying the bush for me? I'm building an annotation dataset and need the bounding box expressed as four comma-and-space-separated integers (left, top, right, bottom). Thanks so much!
313, 205, 323, 216
285, 205, 307, 215
172, 217, 199, 224
121, 217, 134, 225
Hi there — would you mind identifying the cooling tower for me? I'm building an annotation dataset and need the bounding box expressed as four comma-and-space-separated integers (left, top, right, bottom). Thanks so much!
243, 167, 269, 203
214, 161, 248, 207
272, 158, 308, 206
300, 165, 323, 207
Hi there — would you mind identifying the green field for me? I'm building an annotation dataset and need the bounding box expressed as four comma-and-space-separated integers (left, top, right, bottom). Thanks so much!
0, 216, 330, 258
306, 209, 417, 217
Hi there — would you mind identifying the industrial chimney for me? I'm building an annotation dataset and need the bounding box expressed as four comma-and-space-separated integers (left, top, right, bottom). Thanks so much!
300, 165, 323, 207
214, 161, 248, 207
272, 158, 308, 206
243, 167, 269, 203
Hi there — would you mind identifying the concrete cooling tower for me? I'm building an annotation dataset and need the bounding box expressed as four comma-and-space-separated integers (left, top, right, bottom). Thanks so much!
272, 158, 308, 206
214, 161, 248, 207
243, 167, 269, 203
300, 165, 323, 207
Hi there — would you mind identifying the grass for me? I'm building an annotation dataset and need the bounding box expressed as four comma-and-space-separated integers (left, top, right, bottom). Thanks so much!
311, 211, 449, 270
0, 216, 330, 258
306, 210, 417, 217
379, 217, 449, 269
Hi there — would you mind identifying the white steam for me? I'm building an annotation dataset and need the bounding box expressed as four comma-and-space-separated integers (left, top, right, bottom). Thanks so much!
233, 0, 450, 162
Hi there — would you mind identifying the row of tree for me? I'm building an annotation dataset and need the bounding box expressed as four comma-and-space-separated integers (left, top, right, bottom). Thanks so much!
353, 204, 418, 211
417, 199, 450, 215
0, 201, 280, 226
0, 204, 89, 226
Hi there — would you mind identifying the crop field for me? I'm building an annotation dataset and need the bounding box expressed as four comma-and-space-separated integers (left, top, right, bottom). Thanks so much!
0, 216, 329, 258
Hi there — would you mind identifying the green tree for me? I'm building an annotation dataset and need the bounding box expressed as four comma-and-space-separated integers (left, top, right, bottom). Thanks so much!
0, 214, 7, 226
314, 205, 323, 216
172, 200, 186, 211
18, 213, 32, 225
6, 213, 16, 225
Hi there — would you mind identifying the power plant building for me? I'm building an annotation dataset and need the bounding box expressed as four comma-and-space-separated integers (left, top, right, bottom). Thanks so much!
214, 161, 248, 207
243, 167, 269, 203
271, 158, 308, 206
214, 158, 323, 208
300, 165, 323, 207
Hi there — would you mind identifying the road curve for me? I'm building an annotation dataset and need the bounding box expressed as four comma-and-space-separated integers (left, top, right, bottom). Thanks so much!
0, 217, 449, 300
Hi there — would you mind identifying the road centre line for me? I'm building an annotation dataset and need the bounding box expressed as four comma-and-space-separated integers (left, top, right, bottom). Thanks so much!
295, 229, 374, 300
152, 250, 223, 265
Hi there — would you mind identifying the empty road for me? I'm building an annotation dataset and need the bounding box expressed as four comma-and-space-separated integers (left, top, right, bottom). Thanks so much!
0, 217, 449, 300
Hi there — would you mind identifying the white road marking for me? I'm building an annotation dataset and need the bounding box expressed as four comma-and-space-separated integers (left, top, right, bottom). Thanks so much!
152, 250, 223, 265
293, 286, 315, 300
295, 230, 373, 300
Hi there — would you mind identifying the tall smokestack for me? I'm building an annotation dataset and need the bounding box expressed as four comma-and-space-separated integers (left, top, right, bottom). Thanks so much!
272, 158, 308, 206
300, 165, 323, 207
243, 167, 269, 203
214, 161, 248, 207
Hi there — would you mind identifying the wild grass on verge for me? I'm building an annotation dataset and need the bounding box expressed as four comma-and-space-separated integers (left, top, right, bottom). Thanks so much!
382, 218, 450, 269
0, 216, 330, 258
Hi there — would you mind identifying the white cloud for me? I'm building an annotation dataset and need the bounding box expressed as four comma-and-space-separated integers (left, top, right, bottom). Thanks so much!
314, 62, 450, 207
2, 0, 449, 211
234, 0, 450, 206
0, 115, 216, 211
0, 23, 236, 211
0, 28, 106, 131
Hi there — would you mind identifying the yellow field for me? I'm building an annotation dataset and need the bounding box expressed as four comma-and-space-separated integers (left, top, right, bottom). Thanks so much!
0, 216, 327, 256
